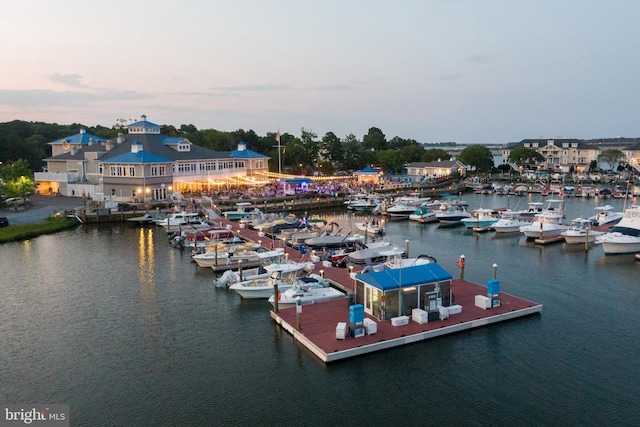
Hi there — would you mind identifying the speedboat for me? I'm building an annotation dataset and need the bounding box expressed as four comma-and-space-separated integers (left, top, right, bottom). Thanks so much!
435, 202, 472, 224
561, 218, 604, 244
127, 213, 157, 225
229, 263, 313, 299
492, 212, 529, 233
267, 275, 345, 307
191, 242, 262, 268
155, 211, 205, 232
222, 202, 262, 221
589, 205, 624, 227
346, 241, 400, 268
304, 229, 363, 250
354, 220, 384, 236
595, 204, 640, 254
408, 204, 439, 223
460, 208, 499, 229
519, 199, 568, 239
386, 203, 419, 218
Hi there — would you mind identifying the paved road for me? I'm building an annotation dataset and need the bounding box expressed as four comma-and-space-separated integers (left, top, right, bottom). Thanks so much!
1, 195, 85, 225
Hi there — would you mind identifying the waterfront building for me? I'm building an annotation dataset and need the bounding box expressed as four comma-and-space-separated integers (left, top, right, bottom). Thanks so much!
35, 116, 269, 202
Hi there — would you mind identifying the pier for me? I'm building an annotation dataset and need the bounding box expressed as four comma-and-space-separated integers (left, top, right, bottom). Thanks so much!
211, 216, 543, 363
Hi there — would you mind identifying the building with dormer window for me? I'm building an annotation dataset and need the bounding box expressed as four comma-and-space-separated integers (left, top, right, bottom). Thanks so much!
502, 138, 599, 174
35, 115, 270, 202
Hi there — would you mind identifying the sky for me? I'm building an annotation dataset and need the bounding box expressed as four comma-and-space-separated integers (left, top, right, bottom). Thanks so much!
1, 0, 640, 144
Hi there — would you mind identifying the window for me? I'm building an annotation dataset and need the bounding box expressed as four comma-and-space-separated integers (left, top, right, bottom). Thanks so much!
129, 167, 135, 177
150, 165, 165, 176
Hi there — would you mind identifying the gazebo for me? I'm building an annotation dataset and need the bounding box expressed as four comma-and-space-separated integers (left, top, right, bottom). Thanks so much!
353, 166, 380, 184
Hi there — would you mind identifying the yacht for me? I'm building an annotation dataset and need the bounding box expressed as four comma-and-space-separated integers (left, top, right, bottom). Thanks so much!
561, 218, 604, 244
589, 205, 624, 227
519, 199, 568, 239
267, 275, 345, 307
435, 202, 472, 224
460, 208, 499, 229
222, 202, 262, 221
595, 205, 640, 254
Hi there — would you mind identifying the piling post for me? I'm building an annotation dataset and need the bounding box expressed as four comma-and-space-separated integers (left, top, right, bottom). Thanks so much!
585, 228, 589, 252
457, 254, 465, 280
493, 263, 498, 279
405, 239, 409, 258
296, 297, 302, 330
273, 283, 279, 314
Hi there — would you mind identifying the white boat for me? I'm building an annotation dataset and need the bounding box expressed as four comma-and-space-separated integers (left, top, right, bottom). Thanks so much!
519, 199, 568, 238
386, 203, 419, 218
354, 220, 384, 236
408, 204, 439, 223
229, 264, 313, 299
268, 275, 345, 307
346, 241, 400, 268
561, 218, 604, 244
127, 213, 157, 225
304, 229, 363, 250
492, 212, 529, 233
435, 202, 472, 224
191, 242, 262, 268
155, 211, 205, 232
460, 208, 499, 229
365, 249, 435, 272
595, 205, 640, 254
222, 202, 263, 221
589, 205, 624, 227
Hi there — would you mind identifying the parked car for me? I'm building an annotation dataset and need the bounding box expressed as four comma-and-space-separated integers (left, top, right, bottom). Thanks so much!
5, 197, 29, 207
0, 216, 8, 227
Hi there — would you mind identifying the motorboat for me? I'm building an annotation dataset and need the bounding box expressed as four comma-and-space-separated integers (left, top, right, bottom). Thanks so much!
589, 205, 623, 227
172, 227, 235, 250
492, 211, 529, 233
229, 268, 312, 299
408, 204, 439, 223
595, 204, 640, 254
251, 214, 302, 235
126, 213, 157, 225
561, 218, 604, 244
222, 202, 263, 221
155, 211, 208, 232
363, 249, 435, 272
267, 275, 345, 307
354, 220, 384, 236
386, 202, 419, 218
346, 241, 401, 268
304, 229, 363, 250
435, 202, 472, 224
519, 199, 568, 239
460, 208, 499, 229
191, 241, 263, 268
385, 196, 431, 218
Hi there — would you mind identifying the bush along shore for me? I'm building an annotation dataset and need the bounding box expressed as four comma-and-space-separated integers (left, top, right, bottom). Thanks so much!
0, 217, 78, 244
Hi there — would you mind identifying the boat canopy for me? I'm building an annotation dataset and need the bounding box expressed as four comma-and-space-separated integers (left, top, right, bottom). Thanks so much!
356, 263, 452, 291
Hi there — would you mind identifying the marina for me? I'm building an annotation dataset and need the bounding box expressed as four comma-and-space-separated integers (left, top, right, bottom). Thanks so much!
1, 192, 639, 425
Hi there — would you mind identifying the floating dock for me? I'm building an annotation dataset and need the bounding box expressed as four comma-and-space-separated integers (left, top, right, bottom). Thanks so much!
270, 279, 542, 363
213, 216, 543, 363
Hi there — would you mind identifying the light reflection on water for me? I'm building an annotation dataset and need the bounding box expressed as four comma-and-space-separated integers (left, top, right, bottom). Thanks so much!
0, 193, 639, 425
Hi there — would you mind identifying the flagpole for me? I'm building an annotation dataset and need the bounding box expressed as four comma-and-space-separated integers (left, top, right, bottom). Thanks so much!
277, 130, 282, 176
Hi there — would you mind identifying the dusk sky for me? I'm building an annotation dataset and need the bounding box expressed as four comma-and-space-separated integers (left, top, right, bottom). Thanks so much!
2, 1, 639, 144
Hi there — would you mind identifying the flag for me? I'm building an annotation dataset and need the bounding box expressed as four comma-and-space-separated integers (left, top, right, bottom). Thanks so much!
275, 132, 281, 143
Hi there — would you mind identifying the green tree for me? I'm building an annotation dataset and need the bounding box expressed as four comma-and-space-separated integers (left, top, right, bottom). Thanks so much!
400, 144, 426, 164
508, 146, 544, 168
421, 148, 450, 163
362, 127, 388, 151
377, 149, 401, 172
320, 131, 343, 165
598, 149, 625, 171
458, 145, 494, 173
341, 133, 365, 170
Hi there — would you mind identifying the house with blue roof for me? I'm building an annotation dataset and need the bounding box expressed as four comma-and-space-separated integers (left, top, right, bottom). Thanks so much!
36, 115, 270, 202
354, 263, 453, 321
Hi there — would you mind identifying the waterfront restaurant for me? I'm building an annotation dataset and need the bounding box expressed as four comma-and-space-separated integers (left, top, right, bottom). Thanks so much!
354, 263, 453, 321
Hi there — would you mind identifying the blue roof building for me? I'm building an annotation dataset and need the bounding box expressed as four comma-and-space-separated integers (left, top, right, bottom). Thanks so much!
355, 263, 453, 321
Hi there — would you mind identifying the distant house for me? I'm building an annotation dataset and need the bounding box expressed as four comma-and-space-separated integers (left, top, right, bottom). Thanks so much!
405, 160, 467, 183
501, 138, 598, 174
35, 115, 270, 201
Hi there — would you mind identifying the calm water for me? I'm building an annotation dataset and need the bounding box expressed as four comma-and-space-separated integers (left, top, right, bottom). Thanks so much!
1, 193, 639, 426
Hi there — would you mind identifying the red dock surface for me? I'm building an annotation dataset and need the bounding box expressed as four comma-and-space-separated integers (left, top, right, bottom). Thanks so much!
216, 217, 543, 363
270, 279, 542, 362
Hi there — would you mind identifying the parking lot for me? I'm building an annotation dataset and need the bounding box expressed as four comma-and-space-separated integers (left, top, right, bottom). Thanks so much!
1, 195, 84, 225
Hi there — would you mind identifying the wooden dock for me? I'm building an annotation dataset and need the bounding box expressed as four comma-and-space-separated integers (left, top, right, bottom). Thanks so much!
270, 279, 542, 363
211, 217, 543, 363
